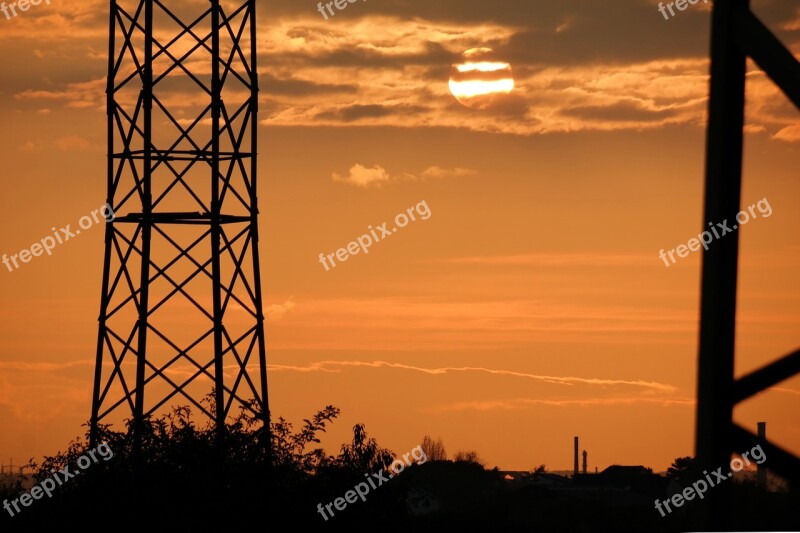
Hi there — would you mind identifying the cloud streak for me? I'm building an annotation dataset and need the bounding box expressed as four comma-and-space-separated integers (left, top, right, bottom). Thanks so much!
440, 253, 654, 267
429, 396, 695, 413
267, 359, 678, 392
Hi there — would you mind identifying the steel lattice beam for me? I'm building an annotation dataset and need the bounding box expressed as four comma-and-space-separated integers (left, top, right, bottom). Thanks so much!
697, 1, 799, 529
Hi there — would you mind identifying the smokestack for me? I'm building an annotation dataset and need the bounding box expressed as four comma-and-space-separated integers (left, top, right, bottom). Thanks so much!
582, 450, 587, 474
757, 421, 767, 488
574, 436, 579, 477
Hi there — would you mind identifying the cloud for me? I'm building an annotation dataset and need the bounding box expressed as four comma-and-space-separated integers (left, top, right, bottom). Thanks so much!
6, 2, 792, 138
0, 0, 106, 42
781, 9, 800, 30
14, 77, 105, 109
263, 73, 358, 96
263, 55, 713, 134
0, 359, 94, 424
267, 359, 678, 392
19, 141, 40, 153
265, 299, 296, 320
429, 396, 694, 413
743, 124, 767, 135
254, 5, 795, 137
0, 360, 93, 372
420, 166, 477, 179
332, 164, 477, 187
315, 103, 431, 122
332, 164, 394, 188
260, 295, 706, 351
772, 124, 800, 143
561, 101, 679, 123
441, 253, 653, 267
54, 136, 95, 152
773, 387, 800, 396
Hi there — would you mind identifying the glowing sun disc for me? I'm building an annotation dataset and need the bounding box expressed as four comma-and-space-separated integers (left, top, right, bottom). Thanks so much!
449, 48, 515, 109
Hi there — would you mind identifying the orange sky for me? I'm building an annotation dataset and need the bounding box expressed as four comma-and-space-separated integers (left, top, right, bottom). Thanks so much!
0, 0, 798, 472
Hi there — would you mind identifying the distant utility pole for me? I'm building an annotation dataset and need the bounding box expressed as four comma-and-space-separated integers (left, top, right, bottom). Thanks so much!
90, 0, 270, 453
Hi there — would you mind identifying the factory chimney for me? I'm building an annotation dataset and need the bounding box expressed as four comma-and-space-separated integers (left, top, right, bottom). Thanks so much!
573, 436, 579, 477
582, 450, 587, 474
757, 421, 767, 488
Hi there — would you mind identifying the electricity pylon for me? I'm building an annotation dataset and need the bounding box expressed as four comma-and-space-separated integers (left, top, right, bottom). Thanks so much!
89, 0, 269, 448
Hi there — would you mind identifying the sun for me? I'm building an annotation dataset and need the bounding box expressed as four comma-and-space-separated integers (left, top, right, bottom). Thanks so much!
449, 48, 515, 110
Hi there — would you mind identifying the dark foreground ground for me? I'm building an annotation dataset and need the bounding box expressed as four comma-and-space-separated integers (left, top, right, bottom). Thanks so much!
3, 458, 797, 532
2, 408, 797, 532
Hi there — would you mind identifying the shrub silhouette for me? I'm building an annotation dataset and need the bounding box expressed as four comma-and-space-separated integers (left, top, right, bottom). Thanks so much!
4, 401, 407, 530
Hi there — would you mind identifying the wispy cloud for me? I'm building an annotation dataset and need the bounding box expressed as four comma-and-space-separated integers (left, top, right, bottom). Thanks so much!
265, 299, 296, 320
14, 78, 105, 110
266, 360, 678, 392
440, 253, 653, 267
420, 166, 477, 179
0, 360, 93, 372
429, 396, 694, 413
256, 295, 705, 351
54, 135, 96, 152
773, 387, 800, 396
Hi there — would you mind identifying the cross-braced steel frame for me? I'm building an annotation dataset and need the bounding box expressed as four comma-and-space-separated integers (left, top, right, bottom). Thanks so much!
90, 0, 269, 447
697, 0, 800, 528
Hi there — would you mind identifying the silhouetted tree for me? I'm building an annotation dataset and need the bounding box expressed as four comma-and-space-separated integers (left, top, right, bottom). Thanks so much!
667, 456, 699, 486
271, 404, 341, 474
421, 435, 447, 461
336, 423, 394, 472
521, 464, 547, 479
453, 450, 484, 466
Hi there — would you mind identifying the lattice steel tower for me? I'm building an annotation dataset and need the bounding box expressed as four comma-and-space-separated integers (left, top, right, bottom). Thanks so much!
90, 0, 269, 443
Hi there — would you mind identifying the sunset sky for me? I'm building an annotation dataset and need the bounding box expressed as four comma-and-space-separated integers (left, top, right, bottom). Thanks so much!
0, 0, 798, 473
